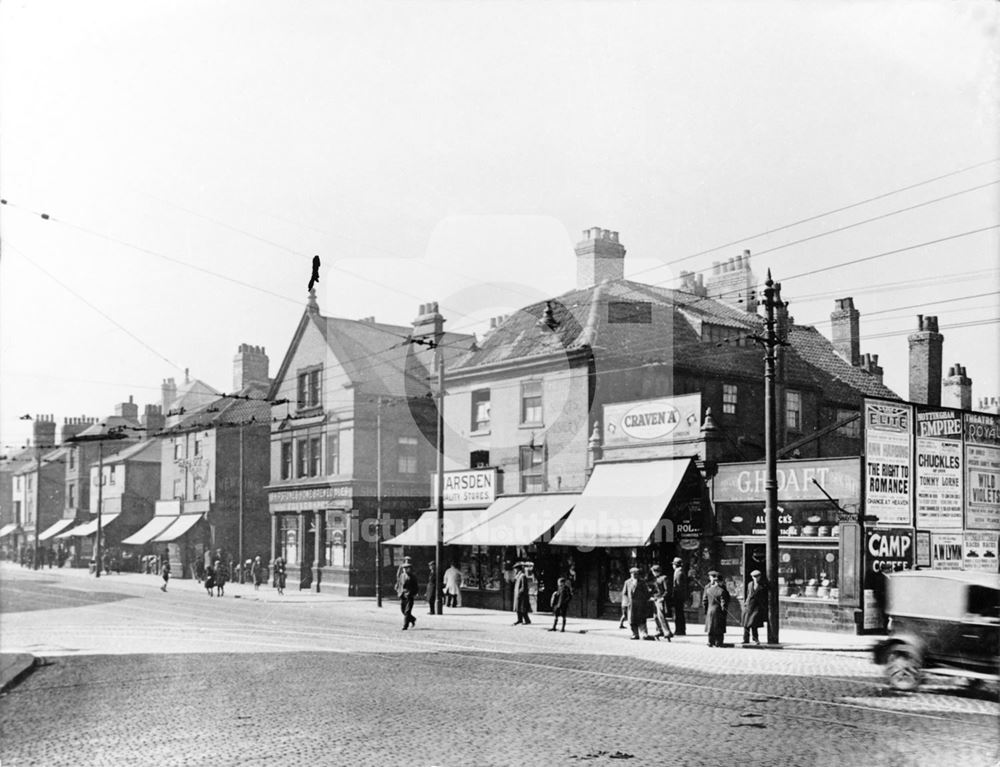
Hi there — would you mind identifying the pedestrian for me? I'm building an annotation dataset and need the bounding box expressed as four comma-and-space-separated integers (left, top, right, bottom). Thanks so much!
273, 556, 286, 595
251, 556, 264, 591
426, 561, 438, 614
650, 564, 674, 641
548, 577, 573, 632
671, 556, 688, 636
622, 567, 652, 640
618, 579, 630, 630
741, 570, 768, 646
214, 559, 228, 597
702, 570, 730, 647
398, 560, 418, 630
443, 562, 463, 608
161, 557, 171, 592
512, 562, 532, 625
204, 561, 216, 597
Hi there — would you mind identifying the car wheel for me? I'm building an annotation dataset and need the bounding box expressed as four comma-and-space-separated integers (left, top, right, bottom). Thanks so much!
886, 651, 922, 691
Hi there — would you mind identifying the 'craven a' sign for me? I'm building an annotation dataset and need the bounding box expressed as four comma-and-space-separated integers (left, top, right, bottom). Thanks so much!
603, 394, 701, 447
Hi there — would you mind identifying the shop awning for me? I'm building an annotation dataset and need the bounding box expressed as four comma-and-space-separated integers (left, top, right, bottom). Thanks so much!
0, 522, 21, 539
38, 519, 77, 541
56, 514, 121, 538
447, 494, 579, 546
120, 515, 179, 546
384, 509, 487, 547
152, 513, 204, 542
549, 457, 698, 548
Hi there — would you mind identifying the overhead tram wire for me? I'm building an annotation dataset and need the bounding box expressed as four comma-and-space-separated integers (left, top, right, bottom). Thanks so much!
626, 157, 1000, 278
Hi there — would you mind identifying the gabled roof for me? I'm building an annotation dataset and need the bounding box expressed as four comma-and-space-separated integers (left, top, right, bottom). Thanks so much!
269, 307, 476, 401
77, 415, 142, 439
451, 278, 899, 403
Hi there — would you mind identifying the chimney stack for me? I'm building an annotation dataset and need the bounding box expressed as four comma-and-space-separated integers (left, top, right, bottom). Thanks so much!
32, 414, 56, 448
942, 363, 972, 411
141, 404, 166, 434
860, 353, 884, 385
412, 301, 445, 351
704, 249, 757, 313
162, 378, 178, 414
574, 227, 625, 289
908, 315, 943, 406
233, 343, 271, 392
60, 415, 96, 444
831, 297, 860, 366
679, 270, 707, 297
115, 395, 139, 420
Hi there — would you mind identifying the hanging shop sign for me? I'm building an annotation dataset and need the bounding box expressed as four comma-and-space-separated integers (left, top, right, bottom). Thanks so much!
431, 468, 497, 508
864, 400, 913, 526
603, 394, 702, 447
964, 413, 1000, 531
914, 407, 963, 530
963, 531, 999, 572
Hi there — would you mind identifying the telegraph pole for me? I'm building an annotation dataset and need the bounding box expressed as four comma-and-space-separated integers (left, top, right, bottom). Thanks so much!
757, 269, 786, 645
32, 443, 43, 570
434, 338, 445, 616
375, 396, 383, 608
94, 445, 105, 578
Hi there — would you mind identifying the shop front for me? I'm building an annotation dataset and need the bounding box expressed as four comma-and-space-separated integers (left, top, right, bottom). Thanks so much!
711, 457, 863, 632
269, 484, 354, 592
550, 456, 713, 622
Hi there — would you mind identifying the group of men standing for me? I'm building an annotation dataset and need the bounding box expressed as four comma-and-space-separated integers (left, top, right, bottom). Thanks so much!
620, 557, 689, 641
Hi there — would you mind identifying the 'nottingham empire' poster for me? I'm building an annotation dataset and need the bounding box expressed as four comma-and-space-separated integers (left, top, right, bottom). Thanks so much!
864, 400, 913, 526
915, 407, 963, 530
964, 412, 1000, 531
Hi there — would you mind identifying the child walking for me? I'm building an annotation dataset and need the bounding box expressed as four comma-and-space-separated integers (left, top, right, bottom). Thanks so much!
548, 577, 573, 632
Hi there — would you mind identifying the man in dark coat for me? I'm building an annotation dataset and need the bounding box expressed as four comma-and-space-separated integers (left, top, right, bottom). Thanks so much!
622, 567, 652, 640
702, 570, 730, 647
399, 561, 419, 630
741, 569, 768, 645
650, 564, 674, 640
426, 561, 438, 614
512, 562, 532, 625
671, 557, 688, 636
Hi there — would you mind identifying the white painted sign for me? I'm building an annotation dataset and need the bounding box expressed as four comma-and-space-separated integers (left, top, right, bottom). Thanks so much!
432, 468, 497, 508
603, 394, 701, 446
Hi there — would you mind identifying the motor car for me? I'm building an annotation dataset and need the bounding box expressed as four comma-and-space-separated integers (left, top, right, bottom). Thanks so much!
872, 570, 999, 691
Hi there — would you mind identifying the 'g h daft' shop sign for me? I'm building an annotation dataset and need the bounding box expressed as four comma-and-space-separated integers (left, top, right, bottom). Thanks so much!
603, 394, 702, 447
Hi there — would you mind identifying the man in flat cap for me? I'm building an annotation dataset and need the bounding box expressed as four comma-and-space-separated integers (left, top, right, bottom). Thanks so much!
702, 570, 730, 647
650, 564, 673, 640
671, 556, 688, 636
622, 566, 652, 640
741, 569, 768, 645
399, 560, 419, 630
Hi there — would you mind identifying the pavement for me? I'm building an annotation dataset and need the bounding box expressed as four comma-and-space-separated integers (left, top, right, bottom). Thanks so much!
0, 561, 881, 692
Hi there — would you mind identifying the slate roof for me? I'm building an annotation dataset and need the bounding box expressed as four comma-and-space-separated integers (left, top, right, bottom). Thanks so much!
101, 439, 162, 464
163, 384, 272, 434
452, 278, 899, 403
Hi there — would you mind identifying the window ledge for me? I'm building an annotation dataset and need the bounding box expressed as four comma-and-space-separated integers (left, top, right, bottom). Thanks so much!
469, 428, 491, 437
519, 422, 545, 430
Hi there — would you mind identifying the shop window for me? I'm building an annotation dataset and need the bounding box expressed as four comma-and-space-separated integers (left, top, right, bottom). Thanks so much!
470, 450, 490, 469
777, 545, 839, 599
327, 432, 340, 475
296, 439, 308, 478
397, 436, 418, 474
835, 409, 860, 438
309, 437, 321, 477
460, 546, 504, 591
281, 441, 292, 480
520, 380, 543, 425
471, 389, 491, 432
786, 389, 802, 431
325, 524, 346, 567
723, 384, 738, 415
519, 444, 544, 492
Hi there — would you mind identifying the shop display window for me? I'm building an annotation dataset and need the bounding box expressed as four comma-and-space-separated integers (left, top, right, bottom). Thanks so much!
460, 547, 504, 591
778, 545, 839, 599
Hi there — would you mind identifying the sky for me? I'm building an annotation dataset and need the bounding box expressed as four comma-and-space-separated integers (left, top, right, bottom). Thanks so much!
1, 0, 998, 453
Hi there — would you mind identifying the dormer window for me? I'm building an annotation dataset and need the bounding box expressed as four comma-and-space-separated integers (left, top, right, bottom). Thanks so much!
702, 323, 745, 346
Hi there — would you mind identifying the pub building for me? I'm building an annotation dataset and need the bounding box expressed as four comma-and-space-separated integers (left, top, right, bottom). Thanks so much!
709, 457, 864, 632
